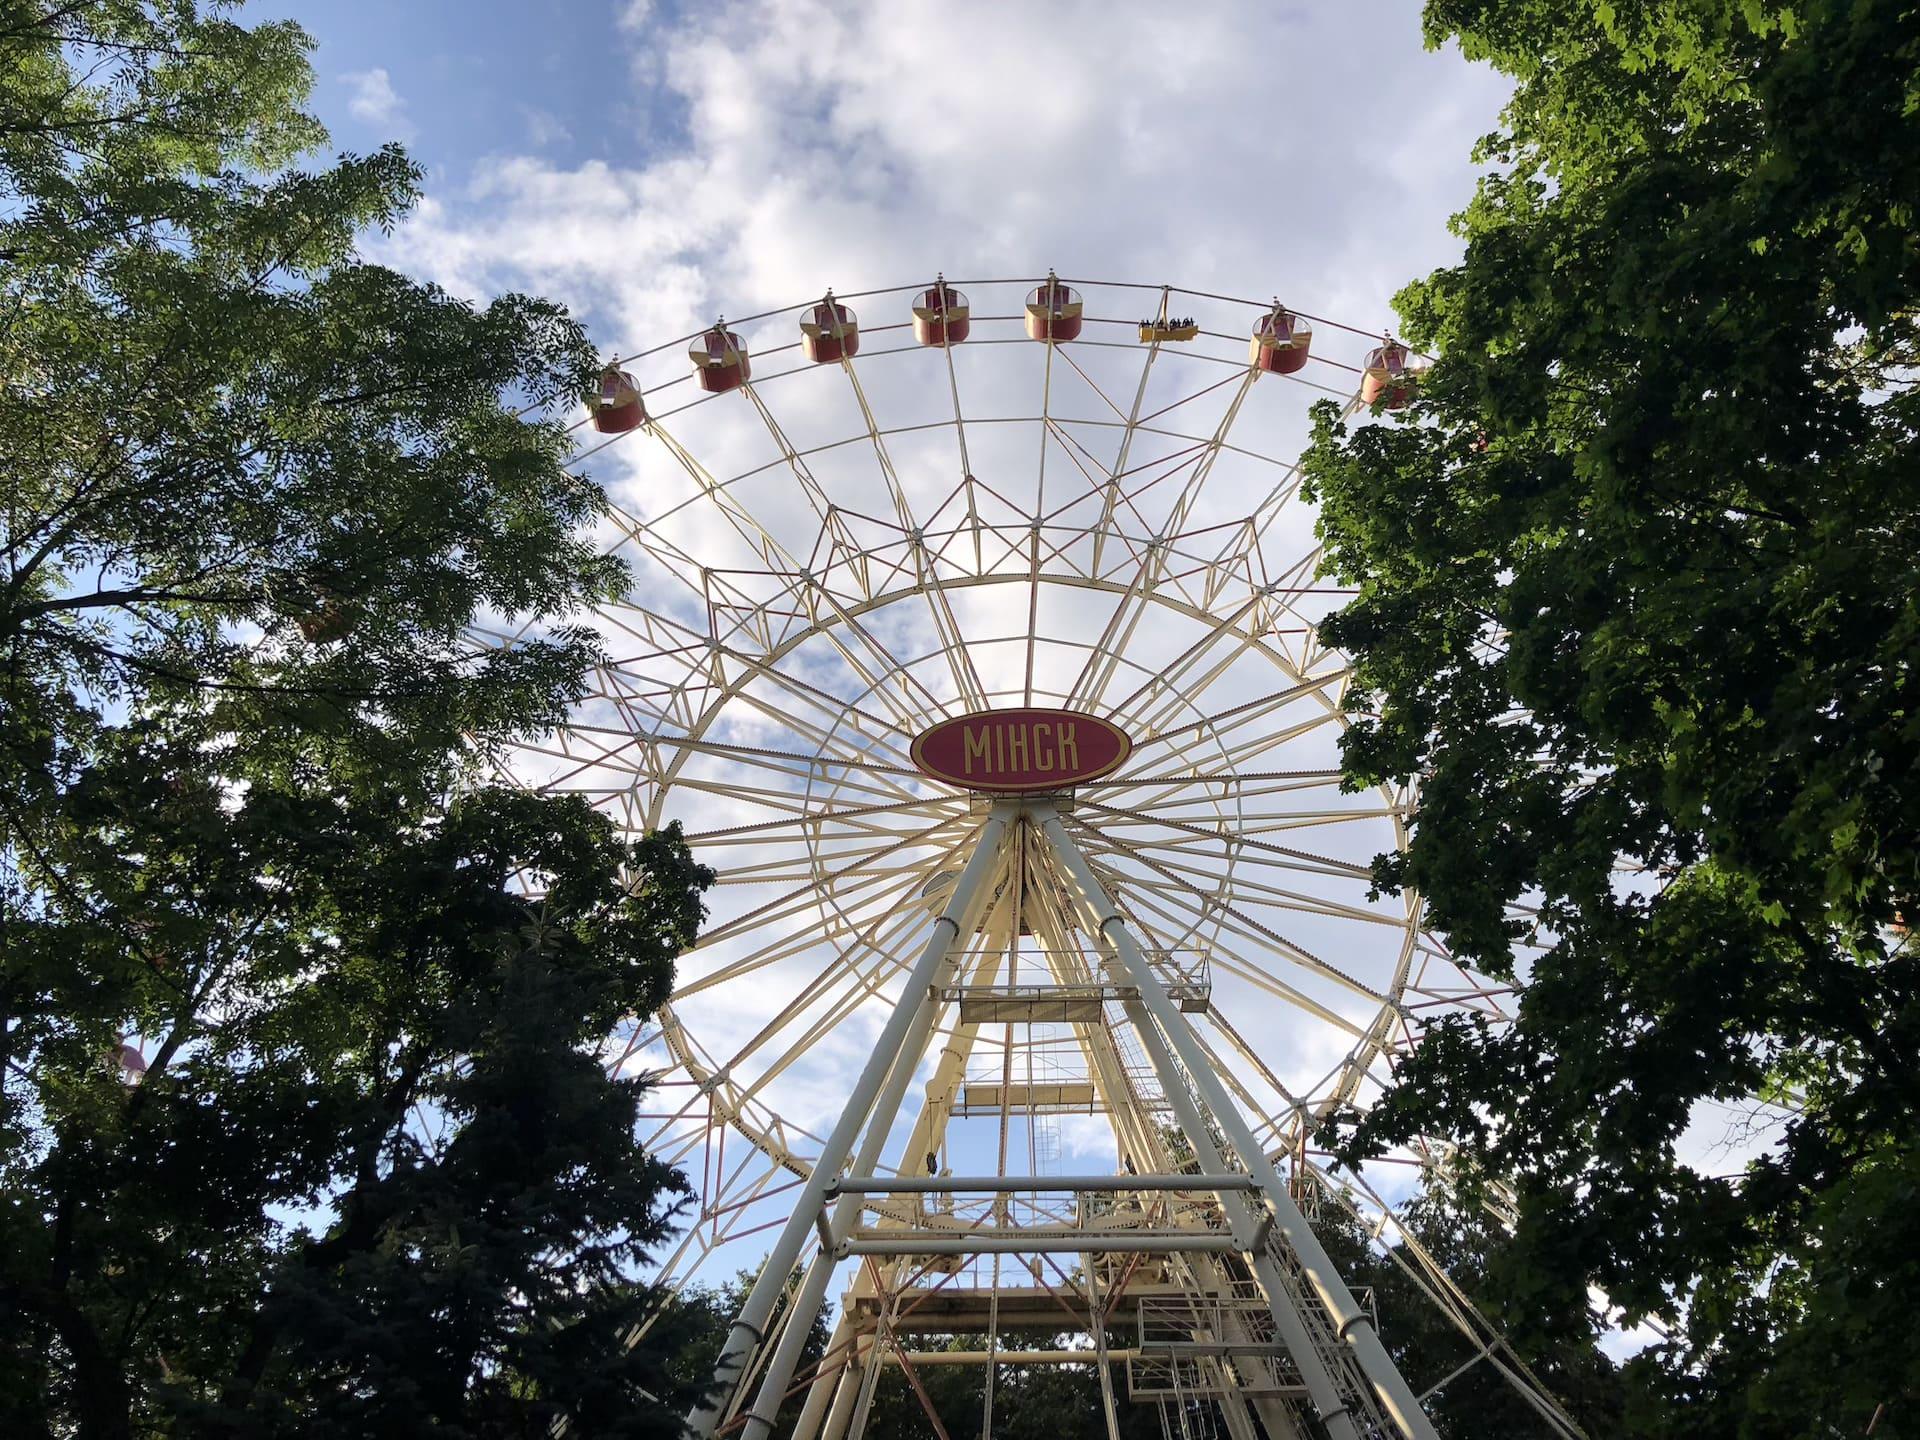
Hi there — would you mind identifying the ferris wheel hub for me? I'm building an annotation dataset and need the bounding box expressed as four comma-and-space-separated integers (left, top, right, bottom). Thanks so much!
910, 707, 1132, 793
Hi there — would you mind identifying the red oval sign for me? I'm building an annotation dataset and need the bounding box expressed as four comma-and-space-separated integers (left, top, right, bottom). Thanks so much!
910, 708, 1131, 792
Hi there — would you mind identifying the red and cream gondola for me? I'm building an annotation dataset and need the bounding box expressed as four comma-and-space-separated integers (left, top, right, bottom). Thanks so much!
690, 323, 750, 394
799, 294, 859, 363
591, 365, 645, 433
1250, 304, 1312, 375
1361, 338, 1419, 409
912, 279, 970, 346
1025, 272, 1082, 343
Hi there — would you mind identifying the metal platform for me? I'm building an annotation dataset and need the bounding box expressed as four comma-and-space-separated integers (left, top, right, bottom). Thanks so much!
955, 1080, 1100, 1113
948, 981, 1117, 1023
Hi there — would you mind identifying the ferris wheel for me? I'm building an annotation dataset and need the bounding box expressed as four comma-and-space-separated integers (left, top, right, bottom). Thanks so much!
473, 276, 1577, 1440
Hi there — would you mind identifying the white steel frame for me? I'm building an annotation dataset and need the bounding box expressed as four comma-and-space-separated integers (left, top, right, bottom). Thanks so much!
472, 279, 1582, 1440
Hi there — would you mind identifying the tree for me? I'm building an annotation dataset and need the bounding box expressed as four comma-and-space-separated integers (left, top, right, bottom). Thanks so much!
843, 1329, 1161, 1440
1314, 1183, 1633, 1438
1300, 1, 1920, 1434
0, 3, 713, 1435
669, 1268, 832, 1436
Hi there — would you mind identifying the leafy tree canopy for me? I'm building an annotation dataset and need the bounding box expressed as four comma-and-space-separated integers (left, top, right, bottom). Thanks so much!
1302, 1, 1919, 1434
0, 3, 712, 1435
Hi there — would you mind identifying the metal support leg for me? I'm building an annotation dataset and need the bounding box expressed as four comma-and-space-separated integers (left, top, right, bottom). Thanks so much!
1019, 875, 1291, 1440
819, 1332, 868, 1440
688, 806, 1015, 1437
1114, 987, 1361, 1440
790, 1315, 853, 1440
1038, 808, 1440, 1440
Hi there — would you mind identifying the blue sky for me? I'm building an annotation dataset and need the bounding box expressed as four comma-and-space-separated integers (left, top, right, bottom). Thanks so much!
257, 1, 660, 169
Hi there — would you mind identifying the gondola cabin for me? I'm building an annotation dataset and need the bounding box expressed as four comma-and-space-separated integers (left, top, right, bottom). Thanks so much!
912, 282, 970, 346
689, 324, 750, 394
1361, 339, 1419, 409
115, 1043, 146, 1082
800, 296, 859, 363
1025, 274, 1082, 343
591, 365, 645, 433
1139, 318, 1200, 342
1250, 307, 1312, 375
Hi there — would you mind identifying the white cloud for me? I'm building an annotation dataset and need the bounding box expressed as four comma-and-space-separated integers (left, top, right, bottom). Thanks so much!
377, 0, 1510, 355
341, 66, 412, 139
520, 104, 572, 149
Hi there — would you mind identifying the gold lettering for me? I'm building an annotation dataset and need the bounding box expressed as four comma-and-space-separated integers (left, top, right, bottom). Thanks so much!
1033, 721, 1054, 771
1058, 722, 1079, 772
1007, 724, 1029, 772
964, 724, 991, 775
994, 724, 1005, 773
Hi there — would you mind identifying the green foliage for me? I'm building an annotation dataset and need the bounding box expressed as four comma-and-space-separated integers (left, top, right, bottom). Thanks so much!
669, 1268, 832, 1436
1317, 1185, 1632, 1438
1302, 1, 1920, 1433
0, 3, 714, 1436
851, 1330, 1160, 1440
0, 0, 620, 781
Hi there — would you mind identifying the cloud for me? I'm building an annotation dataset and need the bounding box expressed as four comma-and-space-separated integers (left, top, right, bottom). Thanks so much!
341, 67, 412, 139
376, 0, 1509, 355
519, 104, 572, 149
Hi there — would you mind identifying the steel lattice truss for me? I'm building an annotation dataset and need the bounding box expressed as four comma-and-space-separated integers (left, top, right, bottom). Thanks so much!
470, 278, 1578, 1440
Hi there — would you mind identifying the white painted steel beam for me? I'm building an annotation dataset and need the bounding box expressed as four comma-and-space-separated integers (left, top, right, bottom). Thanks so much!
841, 1235, 1241, 1256
687, 805, 1015, 1439
827, 1173, 1259, 1195
1037, 807, 1442, 1440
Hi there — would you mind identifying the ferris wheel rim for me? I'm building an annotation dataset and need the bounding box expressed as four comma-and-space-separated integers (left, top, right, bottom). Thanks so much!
602, 273, 1423, 368
487, 274, 1521, 1302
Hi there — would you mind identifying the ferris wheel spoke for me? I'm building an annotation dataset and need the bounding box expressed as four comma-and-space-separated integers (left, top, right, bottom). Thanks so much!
1076, 798, 1374, 882
681, 793, 965, 846
676, 879, 933, 1008
1066, 372, 1260, 712
645, 420, 807, 580
683, 886, 942, 1042
1067, 815, 1386, 1004
715, 677, 920, 777
1035, 421, 1134, 541
1208, 1008, 1310, 1121
1101, 594, 1272, 735
1116, 854, 1405, 931
840, 360, 989, 711
737, 384, 910, 614
690, 809, 975, 952
702, 863, 984, 1132
1092, 766, 1346, 806
1157, 706, 1351, 792
1120, 888, 1374, 1042
1120, 669, 1353, 772
597, 499, 743, 635
1184, 1017, 1298, 1133
1088, 286, 1170, 579
1128, 657, 1340, 766
637, 732, 921, 793
932, 316, 985, 573
697, 630, 925, 747
670, 766, 914, 816
648, 423, 944, 730
1112, 806, 1396, 867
